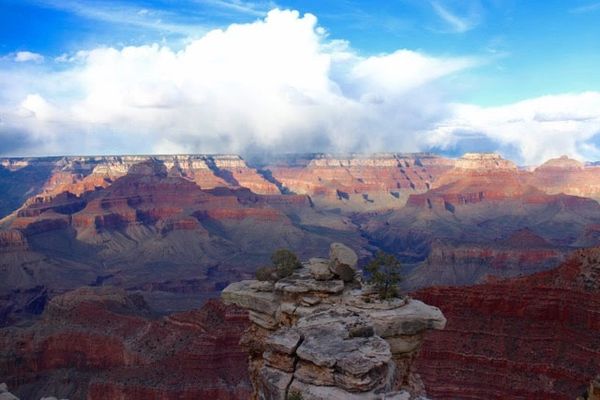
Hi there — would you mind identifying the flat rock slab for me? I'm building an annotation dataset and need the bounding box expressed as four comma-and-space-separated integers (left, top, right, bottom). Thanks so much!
222, 280, 279, 317
289, 380, 412, 400
368, 299, 446, 337
275, 277, 344, 294
266, 328, 302, 355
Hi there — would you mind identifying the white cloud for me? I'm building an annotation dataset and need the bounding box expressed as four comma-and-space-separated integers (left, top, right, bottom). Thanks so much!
570, 2, 600, 14
196, 0, 276, 17
430, 1, 479, 33
0, 9, 476, 157
28, 0, 204, 36
3, 9, 600, 165
424, 92, 600, 164
14, 51, 45, 63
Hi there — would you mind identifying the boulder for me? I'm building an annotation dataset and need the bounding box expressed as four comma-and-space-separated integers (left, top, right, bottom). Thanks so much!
329, 243, 358, 282
307, 258, 334, 280
0, 384, 19, 400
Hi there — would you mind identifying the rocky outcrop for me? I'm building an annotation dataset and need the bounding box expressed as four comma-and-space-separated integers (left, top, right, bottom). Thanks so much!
0, 383, 19, 400
413, 247, 600, 400
222, 243, 446, 400
0, 287, 251, 400
578, 376, 600, 400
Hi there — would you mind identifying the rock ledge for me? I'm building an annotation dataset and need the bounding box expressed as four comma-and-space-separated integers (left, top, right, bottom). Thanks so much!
222, 243, 446, 400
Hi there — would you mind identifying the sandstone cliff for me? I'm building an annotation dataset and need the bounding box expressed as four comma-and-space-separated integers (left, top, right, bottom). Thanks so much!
413, 246, 600, 400
222, 243, 446, 400
0, 287, 251, 399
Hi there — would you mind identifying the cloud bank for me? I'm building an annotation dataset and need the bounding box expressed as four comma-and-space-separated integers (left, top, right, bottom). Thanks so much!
0, 9, 599, 165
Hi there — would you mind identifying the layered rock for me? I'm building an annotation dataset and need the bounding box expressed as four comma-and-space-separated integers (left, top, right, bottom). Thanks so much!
0, 287, 251, 400
413, 246, 600, 400
528, 155, 600, 200
406, 232, 567, 287
0, 230, 28, 251
363, 153, 600, 287
0, 158, 370, 321
265, 153, 454, 210
407, 153, 526, 209
222, 243, 446, 400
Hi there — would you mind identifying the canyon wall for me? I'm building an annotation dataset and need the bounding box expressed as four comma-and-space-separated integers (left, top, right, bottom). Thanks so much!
0, 287, 251, 400
413, 247, 600, 400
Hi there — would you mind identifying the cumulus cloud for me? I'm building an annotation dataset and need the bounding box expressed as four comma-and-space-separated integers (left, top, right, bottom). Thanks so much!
1, 8, 599, 164
14, 51, 45, 63
424, 92, 600, 164
0, 9, 476, 157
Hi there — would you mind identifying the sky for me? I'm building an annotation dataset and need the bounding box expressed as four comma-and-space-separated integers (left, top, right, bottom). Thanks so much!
0, 0, 599, 164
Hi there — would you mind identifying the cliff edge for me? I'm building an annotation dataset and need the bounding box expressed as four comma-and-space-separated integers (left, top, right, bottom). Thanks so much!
222, 243, 446, 400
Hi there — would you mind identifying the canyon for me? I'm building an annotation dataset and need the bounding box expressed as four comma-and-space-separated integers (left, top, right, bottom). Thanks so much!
1, 152, 600, 399
413, 246, 600, 400
0, 287, 250, 400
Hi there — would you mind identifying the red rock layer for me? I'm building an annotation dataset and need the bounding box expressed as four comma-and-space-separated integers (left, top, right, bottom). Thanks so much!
407, 238, 566, 287
0, 230, 28, 251
413, 247, 600, 400
267, 153, 454, 202
0, 287, 251, 400
528, 155, 600, 200
6, 161, 297, 237
405, 153, 600, 214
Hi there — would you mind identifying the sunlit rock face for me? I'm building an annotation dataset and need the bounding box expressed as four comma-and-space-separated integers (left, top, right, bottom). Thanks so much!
528, 155, 600, 200
413, 246, 600, 400
363, 153, 600, 287
0, 287, 251, 400
264, 153, 454, 210
222, 243, 445, 400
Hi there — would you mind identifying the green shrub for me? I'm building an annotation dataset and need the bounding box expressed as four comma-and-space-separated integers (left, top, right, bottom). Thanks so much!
365, 251, 402, 300
255, 266, 276, 281
271, 248, 302, 279
287, 391, 303, 400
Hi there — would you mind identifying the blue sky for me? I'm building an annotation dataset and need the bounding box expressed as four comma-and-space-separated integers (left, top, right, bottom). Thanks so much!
0, 0, 600, 162
2, 0, 599, 105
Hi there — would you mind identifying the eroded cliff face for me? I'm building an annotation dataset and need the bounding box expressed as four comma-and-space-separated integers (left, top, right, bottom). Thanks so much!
0, 158, 370, 321
265, 153, 454, 210
222, 243, 446, 400
364, 153, 600, 287
0, 287, 251, 400
528, 155, 600, 200
413, 247, 600, 400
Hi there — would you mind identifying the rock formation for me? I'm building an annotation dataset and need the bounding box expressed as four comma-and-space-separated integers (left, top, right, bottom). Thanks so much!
0, 158, 369, 319
0, 383, 19, 400
413, 246, 600, 400
265, 153, 454, 210
0, 287, 251, 399
529, 155, 600, 200
578, 376, 600, 400
222, 243, 446, 400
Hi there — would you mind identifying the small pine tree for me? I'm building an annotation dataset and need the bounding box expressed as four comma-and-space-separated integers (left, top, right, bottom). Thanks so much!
365, 251, 402, 299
